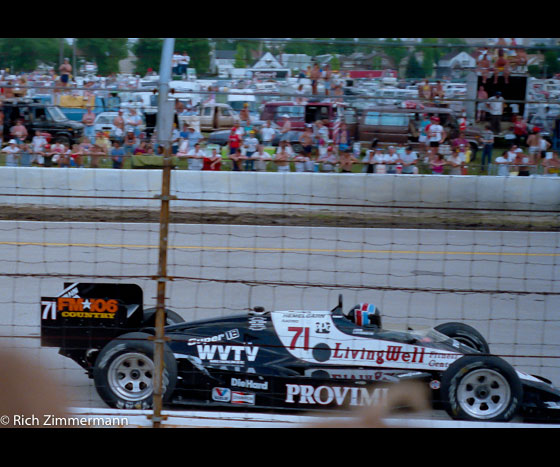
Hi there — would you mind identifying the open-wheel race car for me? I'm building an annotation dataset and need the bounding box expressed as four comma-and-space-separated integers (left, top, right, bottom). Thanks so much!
41, 283, 560, 423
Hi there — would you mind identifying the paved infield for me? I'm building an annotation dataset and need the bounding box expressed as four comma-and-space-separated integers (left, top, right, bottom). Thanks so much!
0, 221, 559, 412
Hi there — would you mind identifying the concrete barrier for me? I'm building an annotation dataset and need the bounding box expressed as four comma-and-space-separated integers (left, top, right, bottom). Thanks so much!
0, 167, 559, 212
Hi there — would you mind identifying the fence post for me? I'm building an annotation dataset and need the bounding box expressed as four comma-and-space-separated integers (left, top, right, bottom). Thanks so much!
151, 37, 175, 428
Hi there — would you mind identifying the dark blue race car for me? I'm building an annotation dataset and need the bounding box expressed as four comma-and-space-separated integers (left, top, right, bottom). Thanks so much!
41, 283, 560, 423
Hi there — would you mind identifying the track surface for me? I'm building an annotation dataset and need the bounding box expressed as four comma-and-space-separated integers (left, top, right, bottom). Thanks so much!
0, 221, 559, 417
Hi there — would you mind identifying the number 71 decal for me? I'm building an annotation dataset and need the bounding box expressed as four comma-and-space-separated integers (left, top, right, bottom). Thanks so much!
288, 327, 310, 351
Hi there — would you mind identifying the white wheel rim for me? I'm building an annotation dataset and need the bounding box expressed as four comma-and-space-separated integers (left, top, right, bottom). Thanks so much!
456, 368, 511, 419
107, 353, 154, 401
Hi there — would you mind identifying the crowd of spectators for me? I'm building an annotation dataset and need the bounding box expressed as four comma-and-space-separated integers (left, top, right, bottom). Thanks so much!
2, 114, 559, 176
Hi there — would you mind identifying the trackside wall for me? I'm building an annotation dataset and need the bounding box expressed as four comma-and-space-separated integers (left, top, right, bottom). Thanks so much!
0, 168, 558, 212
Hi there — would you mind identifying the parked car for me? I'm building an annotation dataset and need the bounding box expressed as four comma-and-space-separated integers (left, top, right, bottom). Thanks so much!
2, 98, 84, 145
179, 103, 241, 132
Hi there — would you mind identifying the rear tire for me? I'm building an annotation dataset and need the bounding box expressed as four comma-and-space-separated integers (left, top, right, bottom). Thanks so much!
440, 355, 523, 422
434, 322, 490, 354
93, 332, 177, 409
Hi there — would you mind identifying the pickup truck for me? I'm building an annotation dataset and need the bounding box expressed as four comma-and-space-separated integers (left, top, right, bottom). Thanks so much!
179, 103, 240, 132
2, 98, 84, 145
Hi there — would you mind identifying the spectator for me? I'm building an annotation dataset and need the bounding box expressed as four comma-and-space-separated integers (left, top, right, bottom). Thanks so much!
178, 51, 190, 77
427, 116, 446, 152
203, 147, 222, 171
477, 53, 492, 84
299, 125, 314, 159
338, 150, 359, 173
542, 152, 560, 176
185, 125, 204, 148
480, 125, 494, 174
10, 119, 28, 143
123, 131, 138, 155
418, 113, 431, 152
186, 142, 205, 171
95, 132, 111, 154
254, 144, 272, 172
59, 58, 72, 87
2, 139, 19, 166
89, 143, 106, 169
487, 92, 505, 135
317, 146, 338, 173
243, 130, 259, 171
69, 144, 84, 168
314, 120, 329, 145
55, 145, 71, 168
493, 151, 511, 176
418, 79, 432, 101
279, 114, 292, 141
239, 103, 251, 127
493, 48, 510, 84
293, 151, 309, 173
400, 146, 418, 174
110, 140, 125, 169
31, 130, 47, 166
294, 84, 306, 104
230, 147, 245, 171
511, 150, 533, 177
259, 120, 276, 147
363, 144, 377, 174
338, 122, 351, 152
430, 153, 447, 175
274, 145, 291, 173
82, 107, 96, 141
527, 128, 551, 161
451, 131, 469, 152
49, 140, 66, 167
0, 109, 3, 144
512, 115, 528, 147
384, 146, 399, 174
228, 126, 242, 156
447, 147, 466, 175
113, 110, 125, 143
476, 86, 489, 123
310, 63, 321, 95
322, 64, 332, 97
125, 108, 143, 137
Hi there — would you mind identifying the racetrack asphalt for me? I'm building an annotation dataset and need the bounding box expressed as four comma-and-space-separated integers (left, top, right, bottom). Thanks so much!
0, 221, 558, 415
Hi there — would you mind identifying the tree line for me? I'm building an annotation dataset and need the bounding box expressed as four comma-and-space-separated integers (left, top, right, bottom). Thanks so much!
0, 38, 557, 79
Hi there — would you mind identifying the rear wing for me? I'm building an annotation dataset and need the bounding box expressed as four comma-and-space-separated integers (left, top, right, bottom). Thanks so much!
41, 283, 144, 349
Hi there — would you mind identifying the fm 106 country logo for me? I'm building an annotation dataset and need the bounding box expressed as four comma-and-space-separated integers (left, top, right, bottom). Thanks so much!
42, 297, 119, 320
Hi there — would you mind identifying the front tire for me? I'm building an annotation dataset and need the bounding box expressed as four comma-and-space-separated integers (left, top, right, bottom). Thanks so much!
93, 332, 177, 409
440, 355, 523, 422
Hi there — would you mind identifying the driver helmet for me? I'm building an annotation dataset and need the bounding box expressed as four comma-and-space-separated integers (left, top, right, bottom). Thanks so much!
345, 303, 382, 328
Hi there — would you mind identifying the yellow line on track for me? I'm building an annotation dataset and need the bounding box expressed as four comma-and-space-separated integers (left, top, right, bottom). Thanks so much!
0, 241, 558, 257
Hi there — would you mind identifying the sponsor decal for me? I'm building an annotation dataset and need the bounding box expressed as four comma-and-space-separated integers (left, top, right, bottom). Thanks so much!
231, 391, 256, 405
430, 380, 441, 390
285, 384, 388, 407
315, 322, 331, 334
196, 345, 259, 364
332, 343, 426, 365
42, 297, 118, 320
231, 377, 268, 391
248, 316, 267, 331
212, 387, 231, 402
187, 329, 240, 346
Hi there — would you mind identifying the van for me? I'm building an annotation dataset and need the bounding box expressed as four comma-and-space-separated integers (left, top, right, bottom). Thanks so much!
356, 104, 481, 155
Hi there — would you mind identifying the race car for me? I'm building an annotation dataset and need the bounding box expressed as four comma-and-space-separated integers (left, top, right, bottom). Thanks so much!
41, 283, 560, 423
